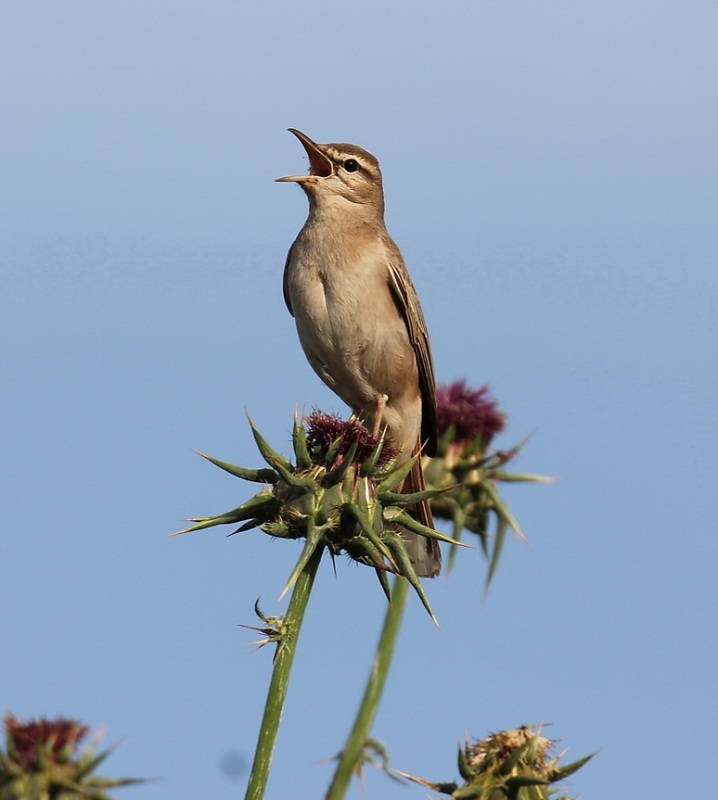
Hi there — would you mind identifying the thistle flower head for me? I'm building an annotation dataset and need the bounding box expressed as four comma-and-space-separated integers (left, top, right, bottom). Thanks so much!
305, 410, 397, 469
1, 715, 143, 799
467, 726, 553, 775
4, 716, 88, 771
424, 380, 550, 586
397, 725, 593, 800
176, 412, 460, 621
436, 380, 506, 448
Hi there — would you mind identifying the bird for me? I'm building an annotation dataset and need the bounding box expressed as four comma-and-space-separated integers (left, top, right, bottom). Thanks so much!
277, 128, 441, 578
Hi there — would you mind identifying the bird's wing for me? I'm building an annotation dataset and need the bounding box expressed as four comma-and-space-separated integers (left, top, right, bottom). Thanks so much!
386, 255, 438, 456
282, 244, 295, 317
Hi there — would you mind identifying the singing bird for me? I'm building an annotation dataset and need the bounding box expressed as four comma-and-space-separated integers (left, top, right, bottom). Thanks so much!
278, 129, 440, 577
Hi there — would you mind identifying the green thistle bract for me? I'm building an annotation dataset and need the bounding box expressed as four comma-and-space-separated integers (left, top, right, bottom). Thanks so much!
176, 412, 461, 621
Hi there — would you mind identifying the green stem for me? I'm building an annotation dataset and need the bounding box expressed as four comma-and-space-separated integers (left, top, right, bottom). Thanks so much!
244, 545, 324, 800
325, 576, 410, 800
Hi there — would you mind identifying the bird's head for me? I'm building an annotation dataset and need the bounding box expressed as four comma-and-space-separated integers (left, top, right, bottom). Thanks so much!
277, 128, 385, 214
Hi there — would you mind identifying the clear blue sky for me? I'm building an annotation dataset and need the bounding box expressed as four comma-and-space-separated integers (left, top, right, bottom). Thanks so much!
2, 3, 716, 798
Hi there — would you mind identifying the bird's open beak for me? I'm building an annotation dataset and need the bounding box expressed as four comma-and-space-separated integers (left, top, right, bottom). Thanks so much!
276, 128, 334, 183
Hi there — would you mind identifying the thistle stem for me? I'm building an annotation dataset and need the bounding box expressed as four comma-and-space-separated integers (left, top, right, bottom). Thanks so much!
244, 545, 324, 800
325, 575, 409, 800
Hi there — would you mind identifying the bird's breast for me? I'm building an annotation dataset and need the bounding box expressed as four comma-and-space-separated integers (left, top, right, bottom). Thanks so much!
285, 228, 416, 409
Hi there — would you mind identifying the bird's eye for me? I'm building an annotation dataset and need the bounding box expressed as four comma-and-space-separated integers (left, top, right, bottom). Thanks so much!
343, 159, 359, 173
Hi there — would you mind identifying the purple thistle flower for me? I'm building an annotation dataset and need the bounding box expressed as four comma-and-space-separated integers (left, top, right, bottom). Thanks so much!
305, 410, 397, 469
436, 380, 506, 447
4, 715, 89, 770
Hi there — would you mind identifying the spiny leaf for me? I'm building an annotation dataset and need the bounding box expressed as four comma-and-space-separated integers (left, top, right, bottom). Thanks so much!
494, 434, 532, 463
292, 415, 312, 471
268, 457, 316, 490
344, 534, 391, 571
378, 486, 447, 506
172, 492, 282, 535
247, 415, 294, 473
504, 774, 549, 788
229, 519, 264, 535
482, 482, 528, 544
376, 453, 418, 492
485, 516, 507, 591
359, 434, 387, 477
457, 742, 476, 782
547, 752, 595, 781
524, 732, 544, 765
342, 502, 394, 563
74, 745, 114, 779
323, 434, 344, 467
384, 533, 437, 626
374, 568, 392, 602
497, 740, 531, 776
446, 503, 465, 573
195, 451, 277, 483
393, 770, 456, 793
384, 509, 469, 547
322, 440, 359, 486
491, 471, 554, 484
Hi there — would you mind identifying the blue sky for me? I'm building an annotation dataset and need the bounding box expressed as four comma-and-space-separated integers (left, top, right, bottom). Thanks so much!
2, 3, 716, 798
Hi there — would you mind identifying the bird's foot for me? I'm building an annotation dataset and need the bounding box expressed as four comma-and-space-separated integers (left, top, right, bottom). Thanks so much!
371, 394, 389, 437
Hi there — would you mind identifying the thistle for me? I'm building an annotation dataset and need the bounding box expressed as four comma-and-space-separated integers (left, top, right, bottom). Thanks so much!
397, 725, 593, 800
175, 411, 461, 620
0, 715, 143, 800
424, 381, 552, 584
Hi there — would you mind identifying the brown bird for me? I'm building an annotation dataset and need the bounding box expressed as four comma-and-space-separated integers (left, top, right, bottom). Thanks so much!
278, 129, 440, 577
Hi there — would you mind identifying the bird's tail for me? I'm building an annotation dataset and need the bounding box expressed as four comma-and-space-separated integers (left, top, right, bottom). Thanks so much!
400, 442, 441, 578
